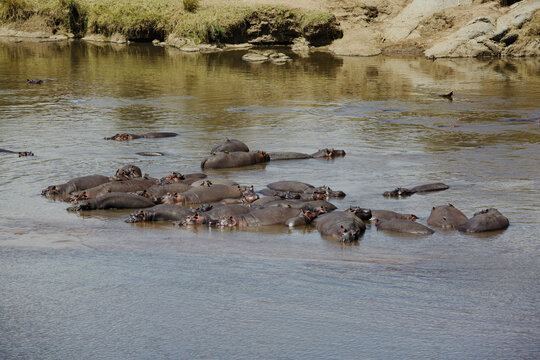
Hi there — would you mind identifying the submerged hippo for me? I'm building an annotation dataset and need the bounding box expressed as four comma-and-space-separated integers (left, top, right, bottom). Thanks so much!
211, 139, 249, 153
126, 204, 195, 223
383, 182, 449, 198
266, 181, 345, 199
267, 152, 313, 161
201, 151, 270, 169
104, 132, 178, 141
111, 165, 143, 181
217, 207, 310, 227
311, 148, 346, 158
157, 172, 207, 185
457, 208, 509, 233
190, 178, 239, 187
26, 79, 53, 85
427, 204, 468, 229
259, 199, 337, 212
0, 148, 34, 157
371, 210, 418, 222
315, 210, 366, 243
179, 204, 253, 226
162, 184, 245, 206
42, 175, 110, 197
375, 219, 434, 235
67, 192, 154, 211
138, 182, 193, 202
70, 178, 157, 201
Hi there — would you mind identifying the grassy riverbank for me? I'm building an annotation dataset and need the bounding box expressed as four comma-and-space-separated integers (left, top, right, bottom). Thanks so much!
0, 0, 341, 44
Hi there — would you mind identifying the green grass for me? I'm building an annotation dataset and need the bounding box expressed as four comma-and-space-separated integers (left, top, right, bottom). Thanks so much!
0, 0, 339, 44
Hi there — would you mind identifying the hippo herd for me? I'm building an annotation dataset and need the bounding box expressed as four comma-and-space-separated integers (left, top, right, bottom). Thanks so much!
38, 137, 510, 243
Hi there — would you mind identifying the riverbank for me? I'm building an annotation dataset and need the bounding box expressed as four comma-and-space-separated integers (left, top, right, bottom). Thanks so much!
0, 0, 538, 57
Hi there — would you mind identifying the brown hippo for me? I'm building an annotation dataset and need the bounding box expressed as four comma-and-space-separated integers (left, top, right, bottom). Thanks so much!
267, 152, 313, 161
111, 165, 143, 181
267, 181, 314, 193
1, 148, 34, 157
265, 181, 345, 199
217, 207, 311, 227
375, 219, 434, 235
311, 148, 346, 158
210, 139, 249, 153
371, 210, 418, 222
126, 204, 195, 223
69, 178, 157, 201
67, 192, 154, 211
138, 182, 193, 203
201, 151, 270, 169
157, 172, 207, 185
104, 132, 178, 141
315, 210, 366, 243
42, 175, 110, 197
179, 204, 253, 226
457, 208, 509, 233
383, 182, 449, 198
427, 204, 468, 229
162, 184, 245, 206
258, 199, 337, 213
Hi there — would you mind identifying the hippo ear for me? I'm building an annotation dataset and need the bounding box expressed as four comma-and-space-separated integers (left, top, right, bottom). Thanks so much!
432, 206, 436, 210
340, 225, 345, 234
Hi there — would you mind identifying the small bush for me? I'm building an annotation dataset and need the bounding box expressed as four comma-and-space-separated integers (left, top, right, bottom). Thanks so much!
0, 0, 32, 21
182, 0, 199, 13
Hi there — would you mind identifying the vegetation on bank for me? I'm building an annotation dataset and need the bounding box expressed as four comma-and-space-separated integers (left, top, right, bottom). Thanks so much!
0, 0, 341, 45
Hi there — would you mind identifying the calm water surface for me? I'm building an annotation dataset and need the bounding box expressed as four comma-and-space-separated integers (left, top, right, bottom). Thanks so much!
1, 40, 539, 359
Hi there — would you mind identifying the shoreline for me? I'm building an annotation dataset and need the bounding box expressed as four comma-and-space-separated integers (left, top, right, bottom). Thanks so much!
0, 0, 538, 58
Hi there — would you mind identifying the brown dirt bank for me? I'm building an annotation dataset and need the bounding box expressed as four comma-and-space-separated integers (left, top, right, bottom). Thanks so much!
0, 0, 538, 58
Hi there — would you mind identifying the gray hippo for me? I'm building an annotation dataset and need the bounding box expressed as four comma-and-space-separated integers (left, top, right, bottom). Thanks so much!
1, 148, 34, 157
371, 210, 418, 222
211, 139, 249, 153
69, 178, 158, 201
179, 204, 253, 226
383, 182, 449, 198
375, 219, 434, 235
311, 148, 346, 158
457, 208, 509, 233
162, 184, 245, 206
266, 181, 346, 199
427, 204, 468, 229
217, 207, 314, 227
111, 165, 143, 181
201, 151, 270, 169
157, 172, 207, 185
190, 178, 239, 187
104, 132, 178, 141
67, 192, 154, 211
315, 210, 366, 243
42, 175, 110, 197
138, 182, 193, 203
126, 204, 195, 223
259, 199, 337, 212
26, 79, 53, 85
267, 152, 313, 161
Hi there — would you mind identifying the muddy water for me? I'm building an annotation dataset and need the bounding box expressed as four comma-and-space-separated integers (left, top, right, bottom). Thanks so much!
1, 40, 539, 359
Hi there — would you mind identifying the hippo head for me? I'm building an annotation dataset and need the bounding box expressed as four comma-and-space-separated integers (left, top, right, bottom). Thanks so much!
218, 216, 237, 227
112, 165, 142, 181
257, 151, 270, 162
325, 148, 336, 158
383, 187, 414, 198
348, 207, 372, 221
126, 210, 147, 223
161, 192, 183, 204
182, 213, 207, 226
71, 191, 89, 202
66, 201, 90, 212
42, 185, 60, 196
242, 185, 259, 204
338, 226, 360, 243
112, 133, 133, 141
301, 210, 318, 224
407, 214, 419, 221
18, 151, 34, 157
311, 189, 327, 201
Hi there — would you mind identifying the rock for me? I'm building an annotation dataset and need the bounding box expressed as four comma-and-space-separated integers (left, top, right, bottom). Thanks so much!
241, 51, 292, 64
501, 32, 519, 45
511, 12, 532, 28
291, 37, 310, 53
242, 52, 268, 62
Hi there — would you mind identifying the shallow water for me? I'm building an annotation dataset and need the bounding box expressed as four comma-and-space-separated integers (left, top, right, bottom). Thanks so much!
0, 40, 539, 359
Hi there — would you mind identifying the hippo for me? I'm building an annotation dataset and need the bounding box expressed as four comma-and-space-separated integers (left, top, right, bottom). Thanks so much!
457, 208, 509, 233
136, 152, 165, 157
258, 199, 337, 212
266, 181, 345, 199
179, 204, 253, 226
217, 207, 310, 227
126, 204, 195, 223
347, 207, 372, 221
383, 182, 449, 198
111, 165, 142, 181
104, 132, 178, 141
311, 148, 346, 158
371, 210, 418, 222
250, 196, 283, 207
67, 192, 154, 211
42, 175, 110, 197
162, 184, 245, 206
438, 91, 453, 100
138, 182, 193, 202
267, 152, 313, 161
427, 204, 468, 229
157, 172, 207, 185
26, 79, 53, 85
284, 209, 322, 227
375, 219, 434, 235
258, 189, 302, 199
69, 178, 157, 201
1, 149, 34, 157
190, 178, 239, 187
201, 151, 270, 169
267, 181, 314, 193
210, 139, 249, 153
315, 210, 366, 243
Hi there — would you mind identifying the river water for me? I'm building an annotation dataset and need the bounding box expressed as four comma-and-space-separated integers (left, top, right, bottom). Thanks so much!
0, 40, 539, 359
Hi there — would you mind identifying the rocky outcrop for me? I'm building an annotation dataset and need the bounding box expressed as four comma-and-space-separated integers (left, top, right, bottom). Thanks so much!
242, 51, 292, 64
